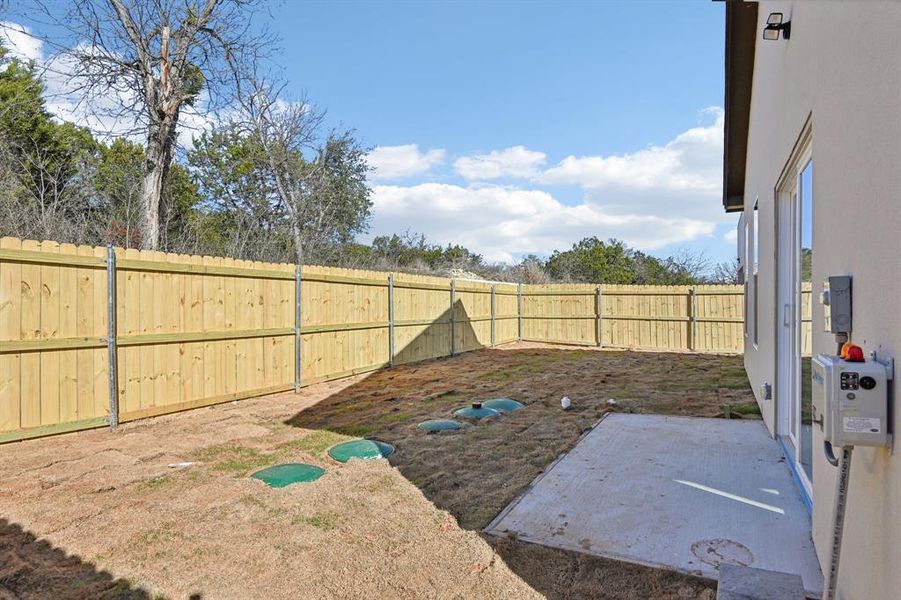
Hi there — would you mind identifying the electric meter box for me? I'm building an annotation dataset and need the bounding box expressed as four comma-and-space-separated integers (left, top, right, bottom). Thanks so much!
812, 354, 890, 447
821, 276, 852, 333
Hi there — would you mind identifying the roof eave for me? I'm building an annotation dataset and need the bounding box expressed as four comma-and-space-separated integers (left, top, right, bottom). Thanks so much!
722, 0, 758, 213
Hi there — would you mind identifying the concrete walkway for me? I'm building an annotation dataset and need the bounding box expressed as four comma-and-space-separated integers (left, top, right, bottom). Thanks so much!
485, 413, 823, 596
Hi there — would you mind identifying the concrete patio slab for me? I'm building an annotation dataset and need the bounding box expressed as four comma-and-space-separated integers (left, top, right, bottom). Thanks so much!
485, 413, 823, 596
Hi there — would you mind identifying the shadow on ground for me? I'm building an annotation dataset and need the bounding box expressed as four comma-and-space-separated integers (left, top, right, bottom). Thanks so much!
0, 518, 153, 599
286, 303, 751, 599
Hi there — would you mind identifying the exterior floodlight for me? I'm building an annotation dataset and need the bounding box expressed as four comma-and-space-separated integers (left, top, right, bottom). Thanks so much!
763, 12, 791, 40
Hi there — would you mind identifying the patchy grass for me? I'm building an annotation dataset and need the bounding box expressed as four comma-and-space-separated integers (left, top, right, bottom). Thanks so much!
191, 444, 276, 475
278, 430, 352, 456
293, 512, 343, 531
134, 522, 182, 548
378, 410, 413, 425
719, 378, 752, 390
425, 390, 465, 403
475, 366, 527, 383
142, 475, 173, 490
725, 401, 762, 416
237, 494, 290, 519
556, 350, 594, 361
332, 424, 376, 437
363, 474, 396, 493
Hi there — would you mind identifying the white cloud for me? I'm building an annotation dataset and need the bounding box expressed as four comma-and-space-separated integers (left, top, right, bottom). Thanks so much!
367, 144, 446, 180
454, 145, 547, 180
366, 109, 729, 263
723, 228, 738, 244
0, 22, 43, 62
368, 183, 714, 263
541, 108, 723, 194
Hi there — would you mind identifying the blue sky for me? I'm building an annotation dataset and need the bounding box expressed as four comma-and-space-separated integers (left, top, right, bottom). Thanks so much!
269, 0, 737, 265
3, 0, 737, 266
274, 1, 722, 158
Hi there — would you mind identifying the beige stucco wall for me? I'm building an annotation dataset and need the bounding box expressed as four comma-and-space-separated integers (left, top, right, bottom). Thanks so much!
740, 2, 901, 598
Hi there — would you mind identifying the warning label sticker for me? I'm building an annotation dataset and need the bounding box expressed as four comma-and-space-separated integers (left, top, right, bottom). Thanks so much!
843, 417, 882, 434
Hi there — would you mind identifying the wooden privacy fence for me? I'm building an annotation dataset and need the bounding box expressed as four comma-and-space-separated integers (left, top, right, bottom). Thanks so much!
521, 283, 747, 351
1, 238, 750, 444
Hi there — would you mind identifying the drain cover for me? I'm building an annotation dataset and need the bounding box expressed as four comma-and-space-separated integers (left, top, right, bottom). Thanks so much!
418, 419, 464, 432
251, 463, 325, 488
483, 398, 525, 413
454, 402, 502, 420
328, 439, 396, 463
690, 538, 755, 568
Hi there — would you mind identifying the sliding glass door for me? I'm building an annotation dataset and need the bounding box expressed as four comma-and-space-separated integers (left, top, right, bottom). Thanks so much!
777, 148, 813, 499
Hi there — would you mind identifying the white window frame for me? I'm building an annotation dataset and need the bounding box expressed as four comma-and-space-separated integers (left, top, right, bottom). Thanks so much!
752, 199, 759, 348
774, 122, 814, 501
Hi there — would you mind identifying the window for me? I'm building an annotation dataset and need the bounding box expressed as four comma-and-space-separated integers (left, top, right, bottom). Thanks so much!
752, 200, 759, 346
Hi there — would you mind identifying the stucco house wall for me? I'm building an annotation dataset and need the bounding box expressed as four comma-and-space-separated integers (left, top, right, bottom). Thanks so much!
739, 2, 901, 598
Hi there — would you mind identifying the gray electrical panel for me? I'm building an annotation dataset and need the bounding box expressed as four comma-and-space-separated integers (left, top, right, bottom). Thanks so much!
812, 354, 890, 447
821, 275, 852, 333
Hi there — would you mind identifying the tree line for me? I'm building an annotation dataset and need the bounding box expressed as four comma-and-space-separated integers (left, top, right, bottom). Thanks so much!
0, 1, 740, 285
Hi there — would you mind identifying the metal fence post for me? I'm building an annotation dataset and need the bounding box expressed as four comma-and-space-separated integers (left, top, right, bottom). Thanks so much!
388, 273, 395, 366
106, 245, 119, 430
490, 284, 496, 348
517, 283, 523, 341
450, 279, 456, 356
294, 264, 302, 392
688, 287, 697, 351
595, 285, 603, 347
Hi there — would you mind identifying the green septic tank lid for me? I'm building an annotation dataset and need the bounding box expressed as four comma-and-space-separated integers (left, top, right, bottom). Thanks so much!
482, 398, 525, 413
418, 419, 464, 433
328, 439, 396, 463
453, 402, 502, 420
251, 463, 326, 488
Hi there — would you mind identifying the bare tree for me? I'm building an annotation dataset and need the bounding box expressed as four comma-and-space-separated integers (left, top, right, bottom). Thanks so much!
19, 0, 271, 249
0, 127, 96, 243
235, 77, 371, 265
664, 247, 712, 283
711, 258, 743, 284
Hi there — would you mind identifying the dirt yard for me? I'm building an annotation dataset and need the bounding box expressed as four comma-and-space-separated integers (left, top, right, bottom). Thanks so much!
0, 343, 754, 599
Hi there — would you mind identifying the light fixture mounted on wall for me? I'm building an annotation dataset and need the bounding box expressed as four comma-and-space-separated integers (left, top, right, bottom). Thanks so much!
763, 12, 791, 40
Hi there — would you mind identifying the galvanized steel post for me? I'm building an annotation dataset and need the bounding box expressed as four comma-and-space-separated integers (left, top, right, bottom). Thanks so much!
294, 264, 302, 392
106, 245, 119, 429
388, 273, 395, 366
595, 286, 603, 347
688, 287, 697, 351
517, 283, 523, 341
450, 279, 456, 356
490, 285, 496, 348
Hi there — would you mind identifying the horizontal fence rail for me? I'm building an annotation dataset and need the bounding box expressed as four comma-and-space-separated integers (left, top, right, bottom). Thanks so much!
0, 236, 772, 444
521, 283, 750, 351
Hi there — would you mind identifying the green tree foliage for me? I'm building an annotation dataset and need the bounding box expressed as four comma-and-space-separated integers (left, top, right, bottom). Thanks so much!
187, 125, 372, 263
305, 132, 373, 253
801, 247, 812, 282
545, 237, 705, 285
188, 127, 290, 259
345, 232, 485, 273
0, 44, 98, 239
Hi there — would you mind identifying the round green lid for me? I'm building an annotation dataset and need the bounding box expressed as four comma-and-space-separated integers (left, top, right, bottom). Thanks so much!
251, 463, 325, 488
482, 398, 525, 413
418, 419, 464, 432
328, 439, 396, 463
453, 403, 502, 420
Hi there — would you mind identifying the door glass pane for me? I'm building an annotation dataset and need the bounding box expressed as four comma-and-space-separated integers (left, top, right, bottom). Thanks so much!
799, 160, 814, 482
